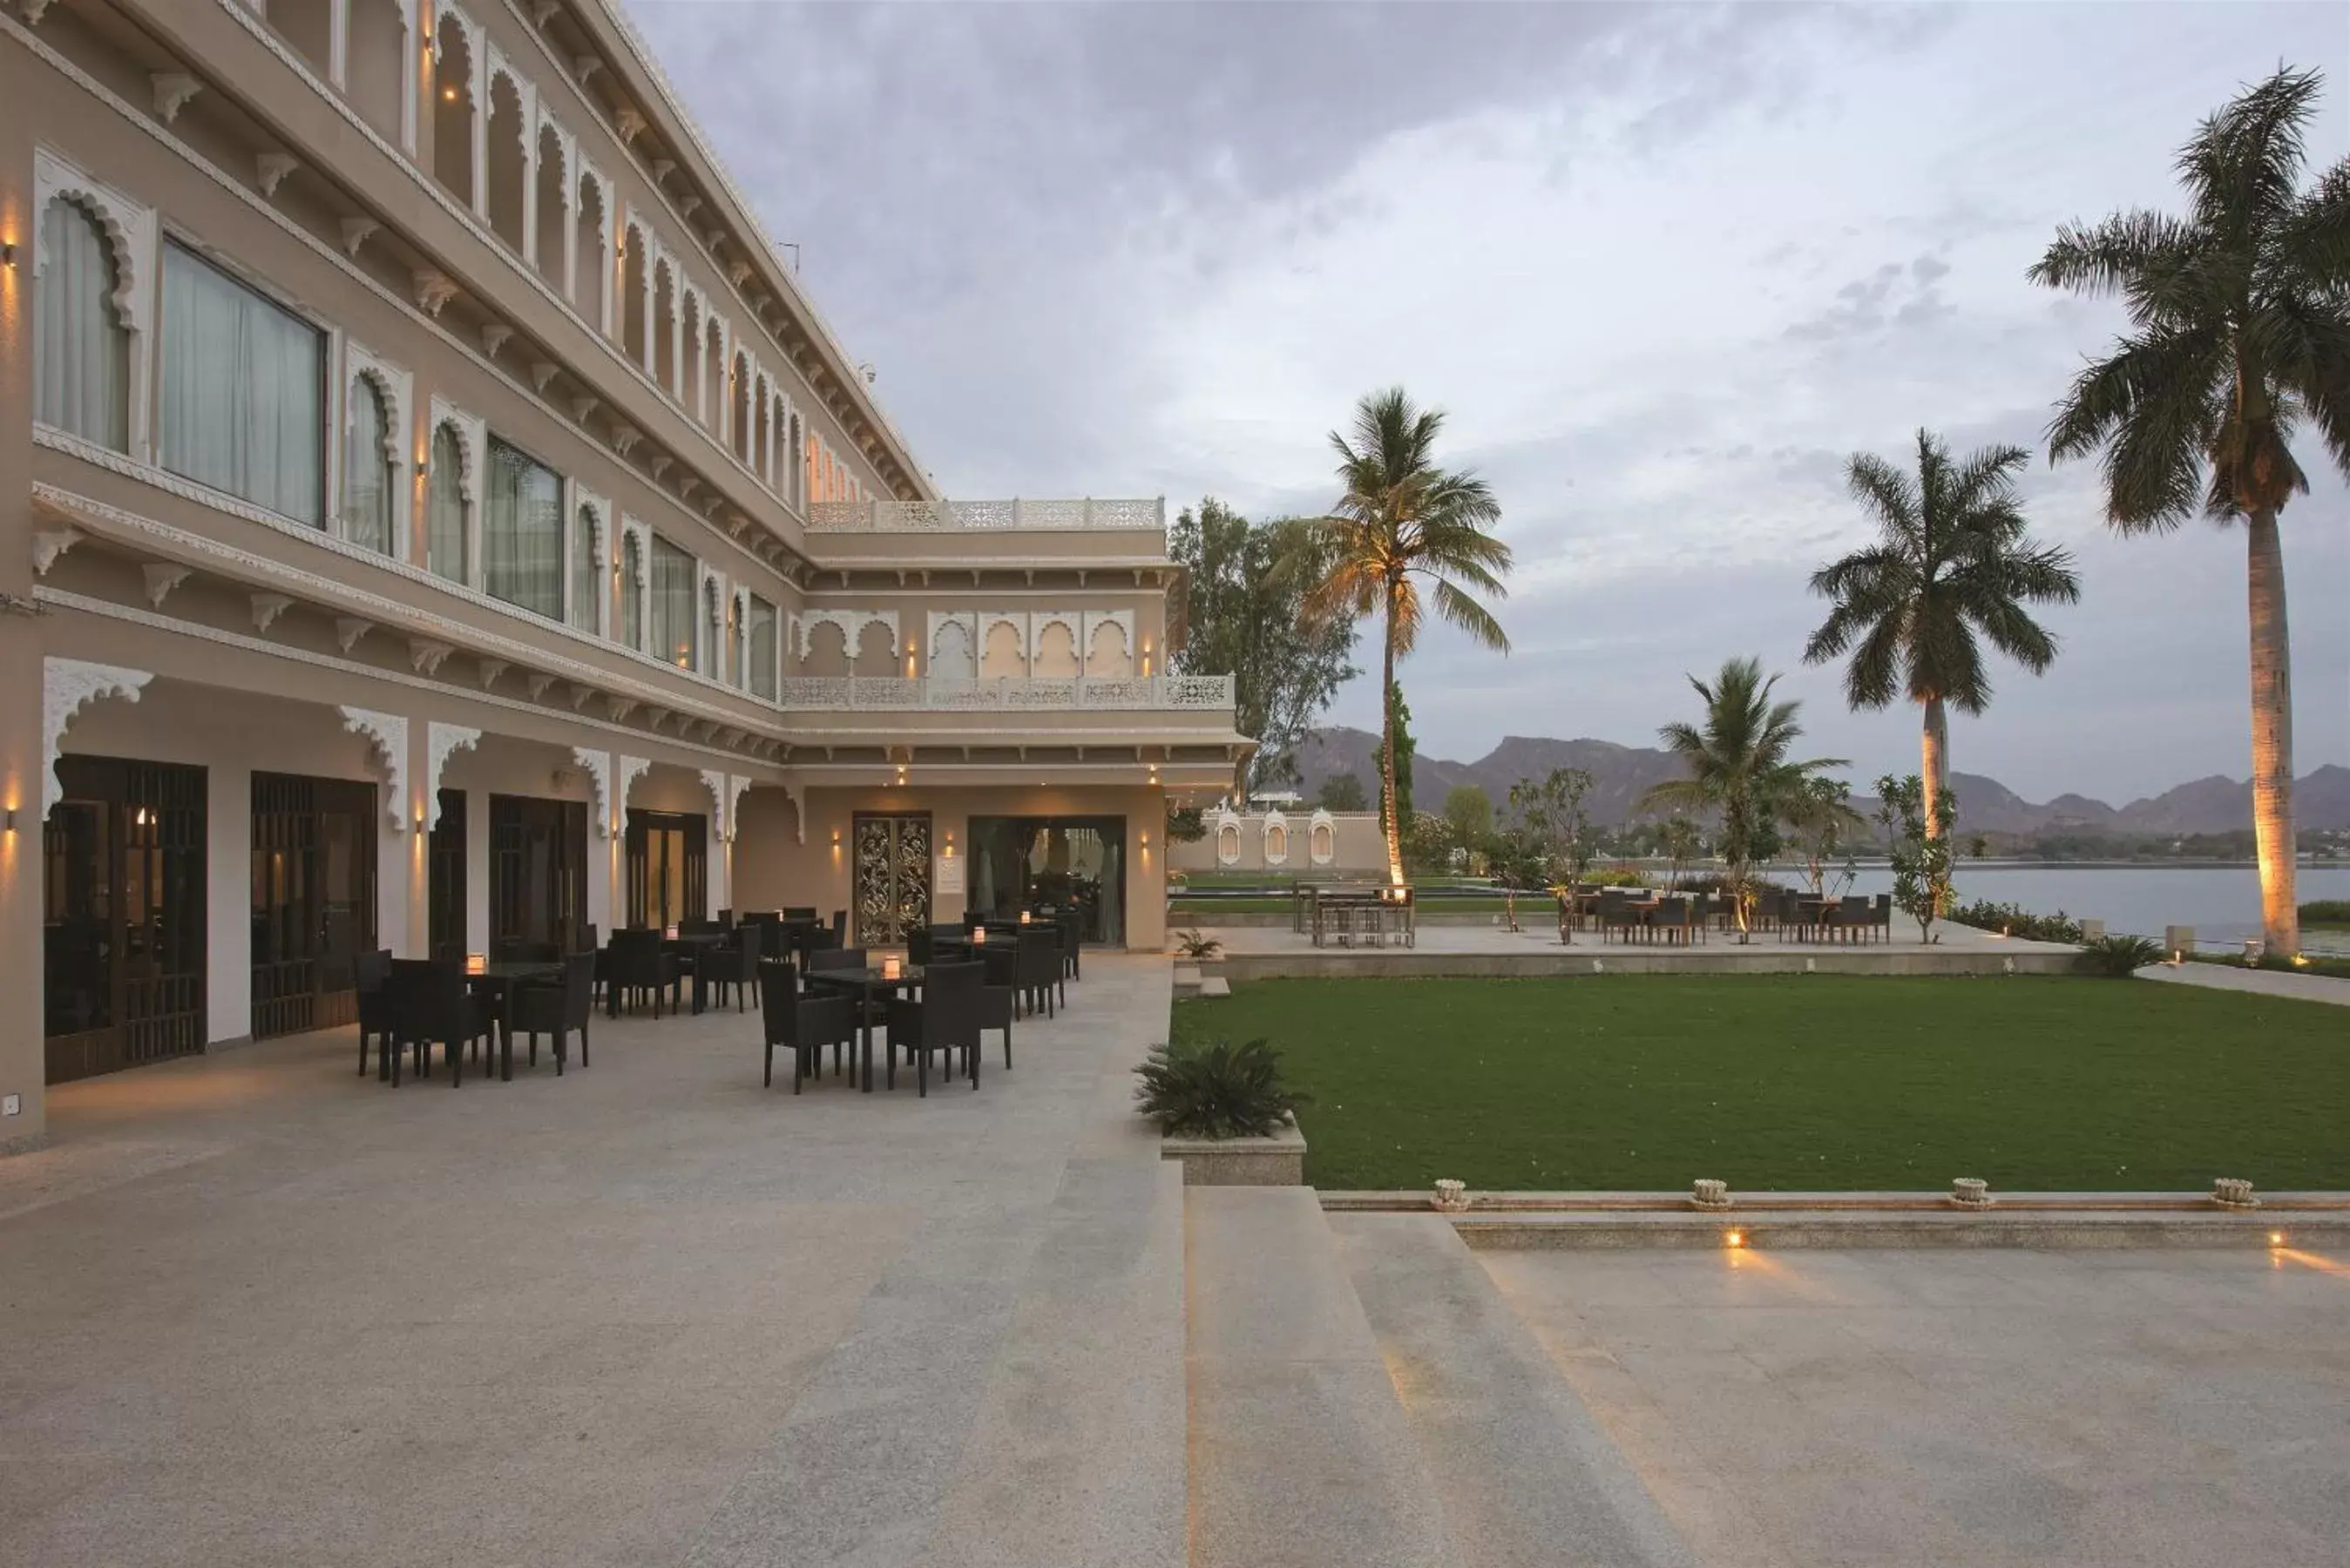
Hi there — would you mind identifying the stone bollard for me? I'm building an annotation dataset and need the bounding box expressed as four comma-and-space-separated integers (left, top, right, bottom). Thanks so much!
2211, 1178, 2259, 1210
1690, 1179, 1731, 1212
2164, 925, 2195, 963
1948, 1177, 1993, 1208
2079, 918, 2106, 941
1432, 1179, 1470, 1213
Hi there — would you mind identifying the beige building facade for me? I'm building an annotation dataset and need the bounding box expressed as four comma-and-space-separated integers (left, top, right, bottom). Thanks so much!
0, 0, 1248, 1146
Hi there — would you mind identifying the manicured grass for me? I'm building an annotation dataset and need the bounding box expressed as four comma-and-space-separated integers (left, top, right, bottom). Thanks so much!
1168, 976, 2350, 1192
1168, 896, 1515, 916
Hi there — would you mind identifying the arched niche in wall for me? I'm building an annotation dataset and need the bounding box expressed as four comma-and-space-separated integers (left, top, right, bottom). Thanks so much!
1309, 809, 1337, 866
1262, 809, 1290, 868
929, 612, 976, 679
1214, 808, 1243, 868
1032, 613, 1080, 679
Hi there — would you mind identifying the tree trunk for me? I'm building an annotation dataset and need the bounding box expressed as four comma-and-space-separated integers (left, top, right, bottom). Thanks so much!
2245, 509, 2299, 956
1920, 694, 1947, 839
1379, 605, 1404, 887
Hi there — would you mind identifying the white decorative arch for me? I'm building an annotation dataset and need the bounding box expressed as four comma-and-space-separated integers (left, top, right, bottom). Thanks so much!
44, 659, 153, 814
572, 747, 613, 837
698, 767, 729, 838
1082, 611, 1134, 677
32, 150, 153, 336
616, 754, 652, 815
424, 722, 481, 828
619, 515, 652, 591
340, 707, 410, 830
1262, 808, 1290, 868
928, 612, 976, 679
426, 395, 484, 501
979, 612, 1030, 662
1309, 809, 1337, 867
797, 609, 898, 662
1214, 808, 1243, 868
343, 346, 410, 462
725, 774, 755, 842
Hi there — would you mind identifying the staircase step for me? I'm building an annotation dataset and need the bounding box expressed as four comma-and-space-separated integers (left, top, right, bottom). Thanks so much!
1330, 1213, 1698, 1568
1188, 1187, 1457, 1568
1196, 977, 1231, 998
1173, 963, 1202, 999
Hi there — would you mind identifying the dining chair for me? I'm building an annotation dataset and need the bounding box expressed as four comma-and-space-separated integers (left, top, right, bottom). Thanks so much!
1013, 929, 1059, 1019
355, 948, 395, 1078
884, 960, 983, 1096
696, 927, 762, 1012
606, 929, 681, 1018
388, 959, 495, 1087
510, 951, 595, 1073
757, 958, 857, 1092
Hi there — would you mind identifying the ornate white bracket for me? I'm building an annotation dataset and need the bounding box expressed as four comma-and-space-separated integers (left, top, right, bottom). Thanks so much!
250, 592, 295, 634
410, 639, 453, 677
572, 747, 613, 836
571, 395, 600, 424
699, 768, 731, 840
335, 617, 374, 654
141, 563, 192, 609
339, 707, 410, 831
255, 152, 300, 199
609, 425, 640, 457
480, 322, 513, 357
606, 695, 637, 724
413, 270, 460, 317
530, 361, 559, 393
525, 672, 555, 702
616, 754, 651, 823
425, 723, 481, 828
44, 659, 153, 814
476, 659, 508, 690
725, 775, 754, 842
568, 682, 596, 712
339, 217, 379, 259
150, 71, 201, 124
33, 526, 84, 576
778, 778, 806, 844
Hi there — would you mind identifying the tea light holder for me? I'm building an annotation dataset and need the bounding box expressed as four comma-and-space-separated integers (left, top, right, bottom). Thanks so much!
972, 926, 987, 945
1019, 909, 1032, 925
882, 956, 902, 980
464, 952, 486, 976
664, 923, 679, 941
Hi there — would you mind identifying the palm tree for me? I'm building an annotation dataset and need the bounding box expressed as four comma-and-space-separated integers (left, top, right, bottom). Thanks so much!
1803, 430, 2082, 840
2028, 65, 2350, 958
1639, 657, 1845, 937
1297, 389, 1514, 884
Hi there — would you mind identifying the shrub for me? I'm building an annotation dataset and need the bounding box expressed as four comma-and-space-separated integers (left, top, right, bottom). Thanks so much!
1947, 899, 2085, 944
1134, 1037, 1306, 1139
2079, 934, 2163, 977
1173, 929, 1223, 960
1581, 867, 1651, 889
2300, 900, 2350, 924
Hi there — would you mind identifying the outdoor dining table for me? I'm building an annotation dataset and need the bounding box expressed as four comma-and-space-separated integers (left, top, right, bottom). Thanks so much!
662, 932, 728, 1013
465, 960, 565, 1081
803, 963, 923, 1092
1791, 898, 1836, 940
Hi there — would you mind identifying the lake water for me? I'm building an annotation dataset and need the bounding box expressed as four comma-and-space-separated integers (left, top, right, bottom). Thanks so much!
1826, 863, 2350, 950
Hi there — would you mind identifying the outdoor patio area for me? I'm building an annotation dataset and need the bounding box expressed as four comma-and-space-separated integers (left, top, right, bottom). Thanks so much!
0, 957, 1183, 1568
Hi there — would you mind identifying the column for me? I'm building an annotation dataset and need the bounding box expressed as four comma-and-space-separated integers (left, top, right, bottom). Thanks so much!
207, 763, 253, 1044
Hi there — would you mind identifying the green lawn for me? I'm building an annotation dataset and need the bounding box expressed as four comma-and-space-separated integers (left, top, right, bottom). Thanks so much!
1168, 976, 2350, 1192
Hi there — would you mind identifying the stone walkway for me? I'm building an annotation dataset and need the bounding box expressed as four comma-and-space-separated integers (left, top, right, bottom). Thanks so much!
0, 958, 1182, 1568
2138, 959, 2350, 1006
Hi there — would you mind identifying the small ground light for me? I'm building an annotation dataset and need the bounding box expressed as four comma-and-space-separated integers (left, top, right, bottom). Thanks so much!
2271, 1231, 2286, 1246
1724, 1230, 1744, 1249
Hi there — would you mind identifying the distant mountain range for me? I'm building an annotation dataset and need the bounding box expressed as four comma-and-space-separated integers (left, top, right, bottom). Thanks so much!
1287, 727, 2350, 836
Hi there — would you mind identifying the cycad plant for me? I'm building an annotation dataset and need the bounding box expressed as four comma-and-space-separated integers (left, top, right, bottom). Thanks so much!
2028, 65, 2350, 957
1803, 430, 2081, 839
1297, 389, 1513, 885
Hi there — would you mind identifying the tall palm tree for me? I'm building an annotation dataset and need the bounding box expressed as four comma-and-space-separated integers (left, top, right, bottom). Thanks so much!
1803, 430, 2082, 839
1297, 389, 1514, 884
1639, 657, 1844, 937
2028, 65, 2350, 957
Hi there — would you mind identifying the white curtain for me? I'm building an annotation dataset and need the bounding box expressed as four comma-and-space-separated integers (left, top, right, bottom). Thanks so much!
748, 596, 777, 699
428, 425, 466, 581
341, 377, 394, 555
484, 436, 563, 618
621, 533, 646, 649
161, 241, 322, 524
34, 195, 128, 449
569, 506, 600, 632
651, 537, 694, 668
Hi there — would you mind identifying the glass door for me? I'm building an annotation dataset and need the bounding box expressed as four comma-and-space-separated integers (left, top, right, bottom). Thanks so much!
43, 757, 207, 1082
626, 809, 706, 929
968, 816, 1126, 944
251, 774, 376, 1038
491, 794, 587, 953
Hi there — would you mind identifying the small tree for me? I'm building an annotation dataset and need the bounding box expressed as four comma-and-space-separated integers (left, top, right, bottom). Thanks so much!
1787, 776, 1864, 896
1510, 767, 1595, 885
1440, 785, 1494, 873
1877, 774, 1958, 942
1486, 822, 1552, 932
1166, 802, 1207, 844
1659, 814, 1698, 889
1317, 773, 1369, 812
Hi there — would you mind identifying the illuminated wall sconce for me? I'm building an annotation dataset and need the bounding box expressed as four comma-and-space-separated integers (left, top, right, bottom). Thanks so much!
1139, 830, 1150, 848
3, 808, 16, 832
830, 828, 842, 847
1, 241, 16, 267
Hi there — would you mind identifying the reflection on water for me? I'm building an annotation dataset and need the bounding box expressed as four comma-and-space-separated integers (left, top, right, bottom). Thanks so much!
1827, 864, 2350, 950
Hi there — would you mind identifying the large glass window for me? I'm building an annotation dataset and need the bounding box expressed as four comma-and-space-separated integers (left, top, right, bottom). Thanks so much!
34, 194, 129, 449
748, 594, 778, 699
428, 424, 466, 582
569, 505, 601, 633
650, 536, 696, 670
620, 531, 645, 650
968, 816, 1126, 946
161, 241, 323, 523
484, 436, 563, 618
341, 376, 396, 555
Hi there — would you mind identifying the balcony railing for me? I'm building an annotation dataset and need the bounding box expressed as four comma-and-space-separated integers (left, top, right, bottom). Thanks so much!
806, 498, 1166, 534
775, 673, 1233, 712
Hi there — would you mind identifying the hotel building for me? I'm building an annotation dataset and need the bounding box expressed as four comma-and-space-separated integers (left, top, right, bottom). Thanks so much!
0, 0, 1249, 1146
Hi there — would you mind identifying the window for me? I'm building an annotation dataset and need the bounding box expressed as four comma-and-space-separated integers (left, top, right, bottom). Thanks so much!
428, 424, 466, 581
341, 376, 396, 555
570, 505, 601, 633
34, 194, 129, 449
620, 530, 645, 650
161, 241, 323, 523
748, 595, 777, 700
483, 436, 564, 618
650, 536, 695, 670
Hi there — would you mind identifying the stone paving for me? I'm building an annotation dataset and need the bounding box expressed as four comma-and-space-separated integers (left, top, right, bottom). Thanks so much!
1481, 1245, 2350, 1568
0, 958, 1182, 1568
2139, 958, 2350, 1006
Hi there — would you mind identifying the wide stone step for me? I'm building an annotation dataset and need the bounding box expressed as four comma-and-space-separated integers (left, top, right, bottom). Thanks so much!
1188, 1187, 1458, 1568
1330, 1213, 1699, 1568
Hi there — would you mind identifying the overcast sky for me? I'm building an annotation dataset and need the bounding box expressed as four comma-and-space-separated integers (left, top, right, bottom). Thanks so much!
627, 0, 2349, 805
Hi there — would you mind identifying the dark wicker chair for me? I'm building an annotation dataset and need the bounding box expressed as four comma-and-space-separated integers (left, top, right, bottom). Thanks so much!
510, 951, 595, 1073
885, 960, 983, 1095
355, 948, 395, 1078
386, 959, 495, 1087
695, 927, 763, 1011
758, 958, 857, 1092
606, 929, 681, 1018
1013, 929, 1059, 1019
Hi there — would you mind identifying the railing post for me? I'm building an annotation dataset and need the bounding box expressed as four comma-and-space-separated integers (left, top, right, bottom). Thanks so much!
1082, 497, 1094, 529
1012, 497, 1025, 531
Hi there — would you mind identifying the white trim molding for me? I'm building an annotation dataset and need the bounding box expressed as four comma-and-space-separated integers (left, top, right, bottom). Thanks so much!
339, 706, 411, 829
44, 658, 155, 814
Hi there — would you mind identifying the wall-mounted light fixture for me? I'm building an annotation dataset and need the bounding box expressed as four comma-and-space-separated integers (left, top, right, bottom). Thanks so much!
1, 241, 16, 267
3, 808, 16, 833
830, 828, 842, 847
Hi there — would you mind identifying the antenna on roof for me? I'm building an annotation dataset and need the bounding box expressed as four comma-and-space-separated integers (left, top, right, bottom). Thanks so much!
775, 241, 801, 274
